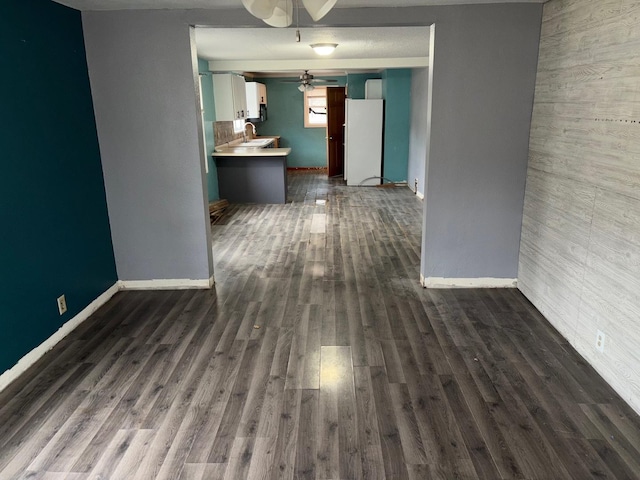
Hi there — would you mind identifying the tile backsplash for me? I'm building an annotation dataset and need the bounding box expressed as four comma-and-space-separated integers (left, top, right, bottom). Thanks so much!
214, 121, 243, 146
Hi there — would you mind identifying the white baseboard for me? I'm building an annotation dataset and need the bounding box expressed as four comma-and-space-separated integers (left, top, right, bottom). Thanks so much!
0, 275, 215, 394
119, 276, 214, 290
420, 275, 517, 288
0, 282, 120, 392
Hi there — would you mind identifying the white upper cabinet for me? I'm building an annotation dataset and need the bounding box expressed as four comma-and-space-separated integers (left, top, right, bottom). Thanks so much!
212, 74, 247, 121
232, 75, 247, 119
245, 82, 267, 119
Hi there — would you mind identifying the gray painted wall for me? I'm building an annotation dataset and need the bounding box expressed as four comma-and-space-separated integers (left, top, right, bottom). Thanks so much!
422, 7, 542, 281
83, 12, 213, 282
408, 67, 429, 198
81, 4, 542, 284
519, 0, 640, 414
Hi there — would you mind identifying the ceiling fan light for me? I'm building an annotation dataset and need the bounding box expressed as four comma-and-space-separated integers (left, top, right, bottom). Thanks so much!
310, 43, 337, 56
298, 83, 306, 92
262, 0, 293, 27
241, 0, 279, 20
301, 0, 337, 21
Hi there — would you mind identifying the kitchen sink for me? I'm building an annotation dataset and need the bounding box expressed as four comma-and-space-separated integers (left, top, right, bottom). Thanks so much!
236, 138, 273, 148
213, 137, 275, 152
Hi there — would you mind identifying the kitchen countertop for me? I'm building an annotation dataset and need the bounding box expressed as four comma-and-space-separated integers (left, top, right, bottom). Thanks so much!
215, 143, 289, 203
212, 147, 291, 157
212, 137, 290, 157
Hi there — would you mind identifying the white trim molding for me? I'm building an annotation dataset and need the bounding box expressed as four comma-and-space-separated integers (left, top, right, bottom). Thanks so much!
119, 276, 214, 290
0, 282, 120, 392
420, 275, 517, 289
416, 191, 424, 200
0, 276, 215, 394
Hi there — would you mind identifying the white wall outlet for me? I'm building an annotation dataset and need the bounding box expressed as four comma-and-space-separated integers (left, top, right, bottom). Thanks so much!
57, 295, 67, 315
596, 329, 605, 353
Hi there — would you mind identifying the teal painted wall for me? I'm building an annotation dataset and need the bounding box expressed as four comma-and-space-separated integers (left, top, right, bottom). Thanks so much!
198, 58, 219, 201
254, 76, 347, 168
346, 73, 381, 99
1, 0, 118, 373
382, 69, 412, 182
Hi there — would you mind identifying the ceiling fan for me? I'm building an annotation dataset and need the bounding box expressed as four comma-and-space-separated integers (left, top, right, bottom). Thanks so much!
242, 0, 337, 27
282, 70, 337, 91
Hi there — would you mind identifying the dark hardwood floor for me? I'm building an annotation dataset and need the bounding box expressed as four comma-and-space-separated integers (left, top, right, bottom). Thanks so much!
1, 172, 639, 479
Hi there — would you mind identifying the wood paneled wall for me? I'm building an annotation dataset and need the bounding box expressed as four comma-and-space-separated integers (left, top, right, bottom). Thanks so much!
519, 0, 640, 414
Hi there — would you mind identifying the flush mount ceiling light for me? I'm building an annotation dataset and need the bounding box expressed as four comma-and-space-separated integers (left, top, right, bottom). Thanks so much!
310, 43, 338, 56
242, 0, 337, 27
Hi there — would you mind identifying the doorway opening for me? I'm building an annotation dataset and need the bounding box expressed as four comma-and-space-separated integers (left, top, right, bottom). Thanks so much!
192, 25, 432, 279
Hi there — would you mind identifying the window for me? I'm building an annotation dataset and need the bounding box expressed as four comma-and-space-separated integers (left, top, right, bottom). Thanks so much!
304, 86, 327, 128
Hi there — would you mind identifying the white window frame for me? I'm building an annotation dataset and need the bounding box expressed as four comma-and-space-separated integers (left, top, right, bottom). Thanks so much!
304, 86, 328, 128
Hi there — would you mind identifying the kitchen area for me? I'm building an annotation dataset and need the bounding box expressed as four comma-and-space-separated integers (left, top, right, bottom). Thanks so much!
199, 68, 399, 207
201, 72, 291, 204
196, 26, 429, 207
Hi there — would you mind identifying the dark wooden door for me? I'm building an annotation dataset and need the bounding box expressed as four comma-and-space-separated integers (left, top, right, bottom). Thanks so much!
326, 87, 346, 177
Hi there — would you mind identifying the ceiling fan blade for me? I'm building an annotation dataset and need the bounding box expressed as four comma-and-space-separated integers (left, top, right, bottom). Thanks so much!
241, 0, 279, 19
301, 0, 337, 21
263, 0, 293, 27
280, 71, 335, 87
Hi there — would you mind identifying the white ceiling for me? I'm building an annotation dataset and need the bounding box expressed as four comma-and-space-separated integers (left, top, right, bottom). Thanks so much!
53, 0, 546, 11
196, 26, 430, 75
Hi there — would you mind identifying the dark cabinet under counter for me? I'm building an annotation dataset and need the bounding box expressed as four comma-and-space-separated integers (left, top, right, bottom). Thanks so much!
212, 148, 291, 204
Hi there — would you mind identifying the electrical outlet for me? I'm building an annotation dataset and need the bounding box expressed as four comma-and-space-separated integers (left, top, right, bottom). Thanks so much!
57, 295, 67, 315
595, 329, 605, 353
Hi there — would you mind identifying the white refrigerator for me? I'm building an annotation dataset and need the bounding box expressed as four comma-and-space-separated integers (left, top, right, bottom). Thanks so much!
344, 99, 384, 186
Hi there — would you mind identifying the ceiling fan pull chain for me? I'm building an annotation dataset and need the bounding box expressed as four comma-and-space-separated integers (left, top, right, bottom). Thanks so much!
295, 0, 300, 42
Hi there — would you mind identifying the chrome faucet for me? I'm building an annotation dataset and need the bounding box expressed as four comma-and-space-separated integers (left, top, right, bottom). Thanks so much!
245, 122, 257, 136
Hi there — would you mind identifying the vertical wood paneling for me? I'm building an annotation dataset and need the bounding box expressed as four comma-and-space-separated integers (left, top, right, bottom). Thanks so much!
519, 0, 640, 414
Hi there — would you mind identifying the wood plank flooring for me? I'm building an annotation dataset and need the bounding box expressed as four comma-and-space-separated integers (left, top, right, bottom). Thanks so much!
1, 172, 639, 479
